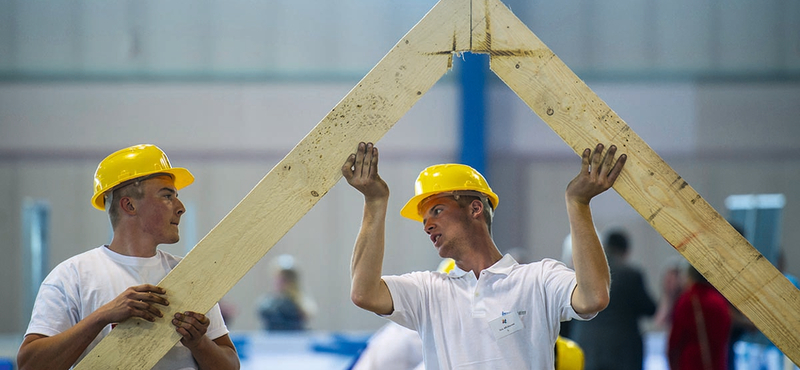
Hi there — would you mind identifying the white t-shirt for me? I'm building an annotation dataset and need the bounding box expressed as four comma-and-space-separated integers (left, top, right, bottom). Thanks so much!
25, 246, 229, 370
383, 254, 592, 370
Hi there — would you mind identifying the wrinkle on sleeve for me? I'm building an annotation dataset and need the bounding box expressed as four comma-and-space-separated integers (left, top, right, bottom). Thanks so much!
540, 258, 596, 322
381, 272, 430, 332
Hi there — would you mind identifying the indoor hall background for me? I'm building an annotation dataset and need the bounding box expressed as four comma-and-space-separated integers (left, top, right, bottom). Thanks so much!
1, 0, 799, 366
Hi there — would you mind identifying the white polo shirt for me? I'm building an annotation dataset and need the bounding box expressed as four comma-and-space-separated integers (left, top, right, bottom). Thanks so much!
383, 254, 592, 370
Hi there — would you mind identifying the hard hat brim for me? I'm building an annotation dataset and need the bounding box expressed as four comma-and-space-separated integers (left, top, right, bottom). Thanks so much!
400, 192, 435, 222
400, 189, 499, 223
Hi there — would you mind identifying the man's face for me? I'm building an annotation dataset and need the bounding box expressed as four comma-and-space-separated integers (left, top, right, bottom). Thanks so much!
134, 175, 185, 245
420, 194, 471, 259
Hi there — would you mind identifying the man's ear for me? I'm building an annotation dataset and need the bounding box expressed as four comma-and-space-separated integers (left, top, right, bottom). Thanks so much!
470, 199, 484, 219
120, 197, 136, 215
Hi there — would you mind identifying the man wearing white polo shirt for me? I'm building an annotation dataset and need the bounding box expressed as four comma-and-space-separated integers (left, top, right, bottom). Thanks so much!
341, 141, 625, 369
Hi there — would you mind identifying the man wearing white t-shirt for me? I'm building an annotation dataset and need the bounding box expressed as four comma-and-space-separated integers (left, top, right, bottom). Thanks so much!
17, 144, 240, 370
341, 142, 626, 369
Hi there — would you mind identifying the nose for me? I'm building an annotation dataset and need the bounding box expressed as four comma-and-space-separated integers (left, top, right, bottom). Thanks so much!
423, 219, 434, 235
176, 198, 186, 216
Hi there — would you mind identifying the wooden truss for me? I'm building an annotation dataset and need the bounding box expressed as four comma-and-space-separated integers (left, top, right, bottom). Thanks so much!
75, 0, 800, 368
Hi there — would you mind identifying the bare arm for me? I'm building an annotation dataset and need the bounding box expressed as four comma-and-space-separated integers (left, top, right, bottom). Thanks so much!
17, 284, 169, 370
566, 143, 626, 315
342, 142, 394, 315
173, 312, 239, 370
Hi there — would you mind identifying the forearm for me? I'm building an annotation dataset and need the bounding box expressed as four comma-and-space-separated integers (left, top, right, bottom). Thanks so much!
566, 198, 610, 314
17, 313, 108, 370
350, 196, 393, 314
193, 335, 240, 370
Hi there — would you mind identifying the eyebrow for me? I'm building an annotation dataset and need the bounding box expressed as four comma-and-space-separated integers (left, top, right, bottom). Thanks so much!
422, 200, 447, 215
158, 187, 178, 196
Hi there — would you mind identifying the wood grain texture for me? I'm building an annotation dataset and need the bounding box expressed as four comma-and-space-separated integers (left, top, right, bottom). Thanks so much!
74, 1, 470, 368
73, 0, 800, 367
480, 0, 800, 363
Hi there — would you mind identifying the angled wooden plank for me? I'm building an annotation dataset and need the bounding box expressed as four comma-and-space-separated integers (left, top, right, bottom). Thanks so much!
74, 1, 470, 368
477, 0, 800, 363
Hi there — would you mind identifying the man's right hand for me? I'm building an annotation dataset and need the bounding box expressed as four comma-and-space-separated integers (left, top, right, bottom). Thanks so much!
342, 142, 389, 201
17, 284, 170, 370
342, 142, 394, 316
95, 284, 169, 324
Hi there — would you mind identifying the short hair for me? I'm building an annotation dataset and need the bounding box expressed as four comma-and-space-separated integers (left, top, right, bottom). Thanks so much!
106, 173, 171, 228
451, 192, 494, 234
107, 182, 145, 228
604, 229, 629, 256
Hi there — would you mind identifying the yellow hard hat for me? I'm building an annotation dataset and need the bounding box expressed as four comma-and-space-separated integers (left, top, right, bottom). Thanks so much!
400, 163, 499, 222
555, 336, 585, 370
91, 144, 194, 210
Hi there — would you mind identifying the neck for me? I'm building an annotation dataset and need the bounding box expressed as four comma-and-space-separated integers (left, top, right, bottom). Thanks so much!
456, 240, 504, 279
108, 230, 159, 258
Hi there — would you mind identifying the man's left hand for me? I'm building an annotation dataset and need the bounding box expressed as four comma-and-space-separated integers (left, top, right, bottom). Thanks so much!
566, 143, 626, 205
173, 311, 210, 348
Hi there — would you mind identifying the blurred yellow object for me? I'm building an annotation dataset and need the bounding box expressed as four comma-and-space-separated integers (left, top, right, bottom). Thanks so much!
555, 336, 585, 370
437, 258, 455, 273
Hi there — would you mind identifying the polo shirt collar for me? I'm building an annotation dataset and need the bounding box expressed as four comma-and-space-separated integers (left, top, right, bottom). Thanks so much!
485, 253, 518, 275
447, 253, 519, 277
449, 264, 469, 278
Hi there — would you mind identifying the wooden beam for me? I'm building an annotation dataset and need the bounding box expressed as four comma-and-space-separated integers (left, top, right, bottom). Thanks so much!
74, 1, 470, 368
479, 0, 800, 363
74, 0, 800, 367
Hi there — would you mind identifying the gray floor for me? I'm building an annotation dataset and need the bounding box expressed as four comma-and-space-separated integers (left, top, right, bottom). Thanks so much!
0, 331, 796, 370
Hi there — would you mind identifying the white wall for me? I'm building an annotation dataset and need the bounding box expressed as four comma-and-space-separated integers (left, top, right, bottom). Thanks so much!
0, 80, 459, 333
2, 0, 797, 78
2, 78, 800, 335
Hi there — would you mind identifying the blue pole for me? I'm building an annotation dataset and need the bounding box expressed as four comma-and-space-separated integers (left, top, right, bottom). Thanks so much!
458, 52, 489, 178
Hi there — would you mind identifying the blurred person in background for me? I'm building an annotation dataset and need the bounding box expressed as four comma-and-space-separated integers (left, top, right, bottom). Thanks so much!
350, 259, 457, 370
653, 256, 686, 331
668, 264, 731, 370
571, 228, 656, 370
257, 254, 317, 331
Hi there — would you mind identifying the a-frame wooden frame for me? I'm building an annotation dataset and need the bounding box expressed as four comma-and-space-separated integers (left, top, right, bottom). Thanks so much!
76, 0, 800, 368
